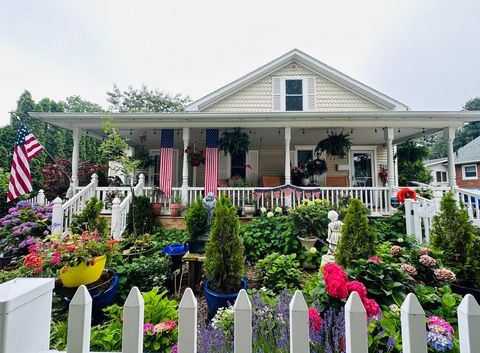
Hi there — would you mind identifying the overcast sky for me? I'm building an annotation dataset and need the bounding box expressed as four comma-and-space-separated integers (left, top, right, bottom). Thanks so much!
1, 0, 479, 126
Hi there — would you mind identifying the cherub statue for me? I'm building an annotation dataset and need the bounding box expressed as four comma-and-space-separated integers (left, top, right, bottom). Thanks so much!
321, 210, 343, 266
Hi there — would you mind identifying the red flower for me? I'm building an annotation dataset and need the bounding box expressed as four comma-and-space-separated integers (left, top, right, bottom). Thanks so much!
308, 307, 322, 333
347, 281, 367, 299
362, 298, 380, 317
323, 263, 349, 299
396, 188, 417, 203
368, 256, 383, 263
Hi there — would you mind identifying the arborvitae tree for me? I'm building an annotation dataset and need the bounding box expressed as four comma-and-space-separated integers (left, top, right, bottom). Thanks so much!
335, 198, 377, 268
184, 197, 208, 240
430, 193, 479, 287
204, 194, 244, 294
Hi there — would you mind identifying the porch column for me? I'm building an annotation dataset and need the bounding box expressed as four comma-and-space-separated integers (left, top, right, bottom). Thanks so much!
284, 127, 291, 184
444, 126, 457, 190
71, 127, 82, 188
181, 127, 190, 205
385, 127, 395, 188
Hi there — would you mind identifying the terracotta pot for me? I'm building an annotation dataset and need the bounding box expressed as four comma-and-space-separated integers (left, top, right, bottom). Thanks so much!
243, 205, 256, 217
297, 236, 318, 251
169, 202, 183, 217
151, 202, 163, 216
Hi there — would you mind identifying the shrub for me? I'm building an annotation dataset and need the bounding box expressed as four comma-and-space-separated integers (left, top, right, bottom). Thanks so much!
240, 212, 301, 263
70, 197, 108, 236
184, 197, 208, 240
371, 209, 407, 245
335, 198, 376, 268
126, 195, 155, 235
204, 194, 244, 294
288, 199, 333, 241
430, 193, 479, 287
255, 253, 301, 292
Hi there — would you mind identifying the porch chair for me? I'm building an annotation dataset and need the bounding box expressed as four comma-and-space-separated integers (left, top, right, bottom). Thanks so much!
262, 176, 282, 187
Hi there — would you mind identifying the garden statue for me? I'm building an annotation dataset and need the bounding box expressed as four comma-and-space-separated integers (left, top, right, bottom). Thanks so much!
202, 192, 217, 226
321, 210, 343, 267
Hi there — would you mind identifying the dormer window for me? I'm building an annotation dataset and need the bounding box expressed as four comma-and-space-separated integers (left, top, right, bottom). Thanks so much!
272, 76, 316, 112
285, 79, 303, 111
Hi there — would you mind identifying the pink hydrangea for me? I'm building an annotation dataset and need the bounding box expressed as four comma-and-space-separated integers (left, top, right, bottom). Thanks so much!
401, 263, 417, 276
419, 255, 436, 267
154, 321, 177, 333
390, 245, 403, 257
419, 247, 430, 256
434, 268, 456, 282
347, 281, 368, 299
308, 307, 322, 333
368, 256, 383, 263
362, 298, 380, 317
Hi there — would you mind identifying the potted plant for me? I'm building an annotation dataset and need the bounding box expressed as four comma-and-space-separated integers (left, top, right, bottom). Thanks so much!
23, 231, 120, 288
243, 196, 256, 217
150, 186, 164, 216
169, 196, 183, 217
185, 147, 205, 167
291, 167, 306, 186
184, 197, 208, 253
315, 131, 352, 158
204, 195, 246, 319
378, 168, 388, 186
219, 128, 250, 157
121, 233, 158, 259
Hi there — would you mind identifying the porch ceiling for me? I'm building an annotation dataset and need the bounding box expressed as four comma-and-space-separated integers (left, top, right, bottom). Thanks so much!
30, 111, 480, 146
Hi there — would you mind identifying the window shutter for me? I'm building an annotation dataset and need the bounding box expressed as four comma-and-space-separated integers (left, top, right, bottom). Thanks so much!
218, 153, 231, 180
272, 77, 282, 111
246, 150, 259, 184
303, 77, 316, 111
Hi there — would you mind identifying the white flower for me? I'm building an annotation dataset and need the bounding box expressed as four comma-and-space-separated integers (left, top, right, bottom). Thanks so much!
260, 207, 267, 213
274, 206, 282, 213
267, 211, 274, 218
309, 247, 317, 254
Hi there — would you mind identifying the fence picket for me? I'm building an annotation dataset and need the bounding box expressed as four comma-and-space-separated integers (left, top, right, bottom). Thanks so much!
458, 294, 480, 353
289, 290, 309, 353
122, 287, 144, 353
345, 291, 368, 353
401, 293, 427, 353
179, 288, 197, 353
234, 289, 252, 353
67, 285, 92, 353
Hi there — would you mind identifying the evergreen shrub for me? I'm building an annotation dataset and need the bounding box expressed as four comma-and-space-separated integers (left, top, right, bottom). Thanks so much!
70, 197, 108, 236
184, 197, 208, 240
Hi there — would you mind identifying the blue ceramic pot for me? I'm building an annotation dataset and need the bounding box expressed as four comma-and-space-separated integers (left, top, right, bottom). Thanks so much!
204, 278, 247, 320
163, 243, 189, 271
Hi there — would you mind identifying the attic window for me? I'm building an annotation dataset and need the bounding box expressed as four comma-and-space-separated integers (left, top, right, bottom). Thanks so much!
285, 79, 303, 111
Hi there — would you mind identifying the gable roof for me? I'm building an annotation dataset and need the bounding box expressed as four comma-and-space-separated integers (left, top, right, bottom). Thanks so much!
455, 136, 480, 164
187, 49, 409, 112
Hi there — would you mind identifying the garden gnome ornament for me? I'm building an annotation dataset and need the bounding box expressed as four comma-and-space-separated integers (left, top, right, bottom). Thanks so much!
189, 192, 217, 254
321, 210, 343, 267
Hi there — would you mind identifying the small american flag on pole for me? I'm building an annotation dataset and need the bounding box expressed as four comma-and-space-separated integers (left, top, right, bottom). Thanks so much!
7, 122, 44, 202
159, 129, 174, 198
204, 129, 219, 196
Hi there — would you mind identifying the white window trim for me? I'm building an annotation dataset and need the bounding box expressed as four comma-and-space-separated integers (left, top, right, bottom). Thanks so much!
462, 164, 478, 180
276, 76, 316, 112
349, 146, 378, 187
149, 148, 180, 187
293, 145, 316, 167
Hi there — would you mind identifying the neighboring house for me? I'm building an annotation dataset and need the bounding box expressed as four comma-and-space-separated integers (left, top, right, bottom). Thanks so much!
425, 136, 480, 190
30, 49, 480, 234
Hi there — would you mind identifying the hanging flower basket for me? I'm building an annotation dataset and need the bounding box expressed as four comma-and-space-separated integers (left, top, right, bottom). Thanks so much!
185, 147, 205, 167
315, 132, 352, 158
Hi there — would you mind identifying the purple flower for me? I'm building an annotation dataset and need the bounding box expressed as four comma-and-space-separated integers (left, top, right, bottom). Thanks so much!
35, 213, 46, 219
2, 220, 11, 227
12, 230, 21, 237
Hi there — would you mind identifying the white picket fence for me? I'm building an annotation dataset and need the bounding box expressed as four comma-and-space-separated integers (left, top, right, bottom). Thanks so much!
27, 189, 47, 205
2, 278, 480, 353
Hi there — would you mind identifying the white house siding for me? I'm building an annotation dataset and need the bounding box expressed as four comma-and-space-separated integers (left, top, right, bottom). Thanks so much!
203, 64, 386, 113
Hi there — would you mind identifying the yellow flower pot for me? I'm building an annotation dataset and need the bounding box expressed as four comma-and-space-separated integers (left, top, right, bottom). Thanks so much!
59, 255, 107, 288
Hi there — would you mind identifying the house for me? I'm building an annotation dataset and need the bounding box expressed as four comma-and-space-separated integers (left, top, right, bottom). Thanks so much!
425, 136, 480, 190
30, 49, 480, 236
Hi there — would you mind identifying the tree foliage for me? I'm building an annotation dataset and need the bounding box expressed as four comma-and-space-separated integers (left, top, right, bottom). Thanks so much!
335, 198, 377, 268
397, 141, 433, 185
204, 194, 244, 294
106, 84, 190, 112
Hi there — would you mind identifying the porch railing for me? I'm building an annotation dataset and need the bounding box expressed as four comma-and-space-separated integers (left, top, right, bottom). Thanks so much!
2, 277, 480, 353
457, 188, 480, 227
27, 189, 47, 205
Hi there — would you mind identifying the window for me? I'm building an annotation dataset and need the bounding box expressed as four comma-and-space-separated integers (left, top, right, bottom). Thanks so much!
462, 164, 478, 179
297, 149, 313, 168
285, 79, 303, 111
436, 171, 447, 183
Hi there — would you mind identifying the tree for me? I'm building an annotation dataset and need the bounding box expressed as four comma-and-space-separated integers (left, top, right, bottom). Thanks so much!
428, 134, 448, 159
397, 141, 433, 185
454, 97, 480, 150
63, 95, 103, 113
335, 198, 377, 268
106, 84, 190, 112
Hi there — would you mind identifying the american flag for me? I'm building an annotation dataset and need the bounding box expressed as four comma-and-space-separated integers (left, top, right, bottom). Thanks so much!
7, 123, 44, 202
159, 129, 174, 198
204, 129, 219, 196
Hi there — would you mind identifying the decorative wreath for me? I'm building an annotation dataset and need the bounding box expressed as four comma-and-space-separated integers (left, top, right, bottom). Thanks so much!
396, 187, 417, 203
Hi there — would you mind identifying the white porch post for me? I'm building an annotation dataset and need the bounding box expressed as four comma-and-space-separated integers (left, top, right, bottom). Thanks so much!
181, 127, 190, 205
444, 126, 457, 190
284, 127, 291, 184
71, 127, 82, 189
385, 127, 395, 188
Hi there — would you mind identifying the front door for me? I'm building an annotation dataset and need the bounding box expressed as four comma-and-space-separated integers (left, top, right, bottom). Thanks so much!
351, 151, 374, 187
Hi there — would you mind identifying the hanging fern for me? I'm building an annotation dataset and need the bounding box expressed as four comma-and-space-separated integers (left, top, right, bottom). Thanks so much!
315, 131, 352, 158
219, 128, 250, 156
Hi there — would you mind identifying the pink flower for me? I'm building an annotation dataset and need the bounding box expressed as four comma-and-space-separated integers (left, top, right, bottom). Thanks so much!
143, 323, 155, 335
419, 247, 430, 256
390, 245, 403, 257
323, 263, 348, 299
347, 281, 368, 299
434, 268, 456, 282
401, 264, 417, 276
171, 343, 178, 353
308, 307, 322, 333
362, 298, 380, 317
419, 255, 436, 267
154, 321, 177, 333
368, 256, 383, 263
